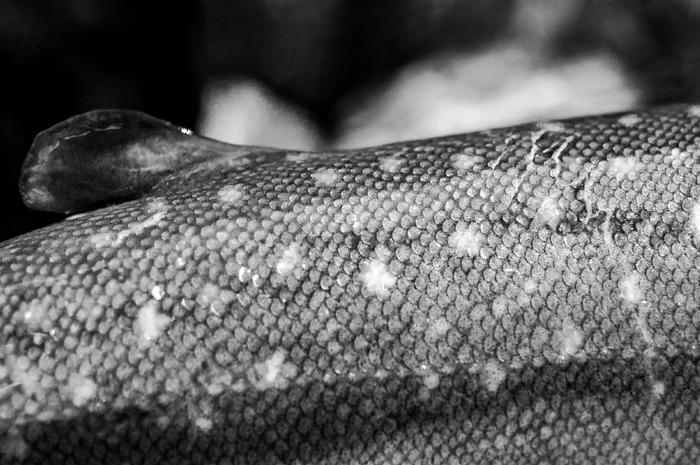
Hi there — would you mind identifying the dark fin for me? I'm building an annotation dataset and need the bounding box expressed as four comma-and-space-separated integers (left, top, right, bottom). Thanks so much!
20, 110, 281, 213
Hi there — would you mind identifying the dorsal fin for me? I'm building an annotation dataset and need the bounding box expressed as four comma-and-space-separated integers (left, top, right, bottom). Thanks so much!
20, 110, 280, 213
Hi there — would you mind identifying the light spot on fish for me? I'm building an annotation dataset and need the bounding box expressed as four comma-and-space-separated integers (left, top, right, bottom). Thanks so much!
480, 361, 506, 393
538, 122, 565, 132
669, 148, 690, 164
606, 157, 642, 180
286, 153, 310, 162
276, 244, 302, 275
619, 272, 644, 303
618, 114, 641, 126
374, 369, 390, 379
535, 196, 562, 229
134, 301, 171, 345
311, 168, 339, 185
448, 222, 484, 257
427, 317, 450, 340
195, 418, 213, 431
147, 198, 168, 214
652, 382, 665, 397
67, 373, 97, 407
379, 157, 404, 172
5, 355, 42, 397
556, 319, 583, 357
217, 184, 244, 203
89, 232, 114, 247
251, 350, 298, 390
689, 106, 700, 118
452, 154, 480, 171
205, 372, 233, 395
690, 202, 700, 241
360, 259, 396, 298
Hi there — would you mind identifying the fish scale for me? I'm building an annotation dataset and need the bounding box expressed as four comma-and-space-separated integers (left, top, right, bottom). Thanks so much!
2, 105, 700, 463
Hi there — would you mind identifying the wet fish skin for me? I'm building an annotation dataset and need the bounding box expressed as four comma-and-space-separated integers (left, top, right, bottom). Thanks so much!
2, 105, 700, 464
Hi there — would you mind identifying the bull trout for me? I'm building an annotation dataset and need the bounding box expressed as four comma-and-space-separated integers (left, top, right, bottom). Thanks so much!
2, 105, 700, 464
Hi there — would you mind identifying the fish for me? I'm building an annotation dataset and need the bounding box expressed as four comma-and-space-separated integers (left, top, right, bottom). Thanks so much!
2, 104, 700, 464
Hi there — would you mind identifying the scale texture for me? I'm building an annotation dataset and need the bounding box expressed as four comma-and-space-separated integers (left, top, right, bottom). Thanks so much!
2, 105, 700, 464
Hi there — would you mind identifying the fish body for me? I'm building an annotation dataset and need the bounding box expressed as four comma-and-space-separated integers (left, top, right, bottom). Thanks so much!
3, 105, 700, 464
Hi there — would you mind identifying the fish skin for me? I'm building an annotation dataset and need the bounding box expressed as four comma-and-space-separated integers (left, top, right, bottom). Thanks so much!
2, 105, 700, 464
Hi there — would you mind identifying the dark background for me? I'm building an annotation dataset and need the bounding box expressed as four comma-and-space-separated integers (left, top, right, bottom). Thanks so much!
3, 0, 700, 241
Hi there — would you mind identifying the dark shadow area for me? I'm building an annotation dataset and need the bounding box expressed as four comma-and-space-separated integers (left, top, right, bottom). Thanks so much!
8, 354, 700, 464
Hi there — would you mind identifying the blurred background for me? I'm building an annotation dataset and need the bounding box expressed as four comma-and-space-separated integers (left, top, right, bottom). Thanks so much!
3, 0, 700, 241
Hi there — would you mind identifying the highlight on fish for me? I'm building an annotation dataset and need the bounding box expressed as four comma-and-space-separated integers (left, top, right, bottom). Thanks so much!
2, 105, 700, 464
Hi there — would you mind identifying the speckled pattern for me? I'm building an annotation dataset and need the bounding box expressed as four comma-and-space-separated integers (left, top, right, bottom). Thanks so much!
3, 105, 700, 464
